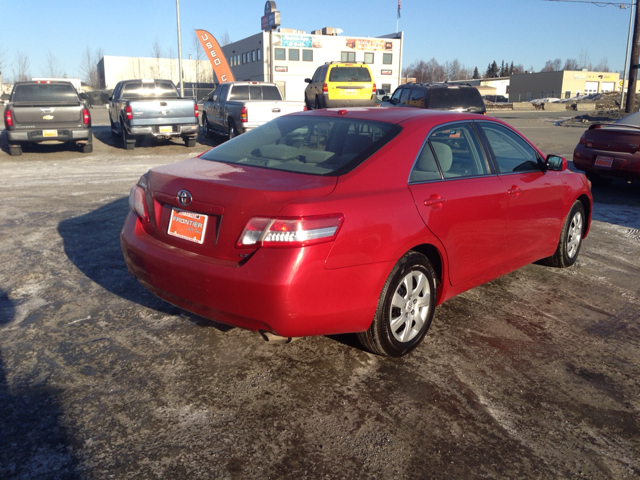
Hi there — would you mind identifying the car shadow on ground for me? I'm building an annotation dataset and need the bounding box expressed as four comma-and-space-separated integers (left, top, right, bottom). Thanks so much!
590, 179, 640, 230
57, 197, 232, 332
92, 125, 224, 151
0, 291, 82, 478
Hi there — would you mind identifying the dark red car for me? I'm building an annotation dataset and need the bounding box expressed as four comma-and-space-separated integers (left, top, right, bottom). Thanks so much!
573, 119, 640, 185
121, 108, 592, 357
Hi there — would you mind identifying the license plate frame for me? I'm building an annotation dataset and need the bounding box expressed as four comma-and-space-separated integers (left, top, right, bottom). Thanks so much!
344, 89, 356, 96
167, 208, 208, 244
594, 155, 613, 168
43, 129, 58, 137
159, 126, 173, 133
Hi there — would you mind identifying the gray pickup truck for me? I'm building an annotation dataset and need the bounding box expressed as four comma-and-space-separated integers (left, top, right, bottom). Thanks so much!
108, 79, 199, 150
201, 82, 305, 139
3, 80, 92, 156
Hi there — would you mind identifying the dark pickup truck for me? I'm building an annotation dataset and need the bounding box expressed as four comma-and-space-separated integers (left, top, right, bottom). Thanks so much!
3, 80, 92, 156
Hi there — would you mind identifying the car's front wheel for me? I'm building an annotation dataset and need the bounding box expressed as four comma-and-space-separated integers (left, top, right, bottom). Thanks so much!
357, 252, 437, 357
544, 200, 585, 268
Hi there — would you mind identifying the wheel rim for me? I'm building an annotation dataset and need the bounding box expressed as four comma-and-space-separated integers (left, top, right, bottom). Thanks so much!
566, 211, 583, 258
229, 125, 235, 139
389, 270, 431, 343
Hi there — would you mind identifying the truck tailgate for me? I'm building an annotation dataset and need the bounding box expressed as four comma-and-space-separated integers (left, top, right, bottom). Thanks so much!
127, 99, 196, 126
245, 101, 305, 124
12, 103, 83, 126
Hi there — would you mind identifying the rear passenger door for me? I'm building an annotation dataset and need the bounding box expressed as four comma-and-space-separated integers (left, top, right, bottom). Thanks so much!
476, 121, 566, 264
408, 122, 509, 286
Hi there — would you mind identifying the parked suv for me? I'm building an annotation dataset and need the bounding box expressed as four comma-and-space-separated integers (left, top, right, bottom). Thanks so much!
304, 62, 376, 109
381, 83, 486, 114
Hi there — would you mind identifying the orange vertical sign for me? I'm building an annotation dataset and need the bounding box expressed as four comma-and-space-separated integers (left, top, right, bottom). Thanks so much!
195, 29, 235, 83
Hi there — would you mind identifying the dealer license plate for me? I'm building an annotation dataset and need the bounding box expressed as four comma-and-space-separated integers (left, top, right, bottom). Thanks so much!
43, 130, 58, 137
344, 89, 356, 95
595, 156, 613, 168
167, 208, 208, 244
159, 126, 173, 133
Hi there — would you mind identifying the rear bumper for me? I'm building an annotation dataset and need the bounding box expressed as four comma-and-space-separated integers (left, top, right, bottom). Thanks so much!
121, 212, 390, 337
128, 124, 199, 137
573, 145, 640, 180
321, 95, 376, 109
7, 128, 91, 144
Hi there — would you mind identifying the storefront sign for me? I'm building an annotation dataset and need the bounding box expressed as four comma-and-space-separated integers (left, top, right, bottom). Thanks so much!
381, 70, 393, 75
275, 66, 288, 72
273, 34, 313, 48
261, 1, 281, 31
345, 38, 393, 51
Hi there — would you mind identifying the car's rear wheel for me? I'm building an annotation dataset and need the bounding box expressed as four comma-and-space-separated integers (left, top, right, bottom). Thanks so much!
9, 144, 22, 156
121, 124, 135, 150
228, 121, 238, 139
544, 201, 585, 268
314, 97, 321, 110
357, 252, 437, 357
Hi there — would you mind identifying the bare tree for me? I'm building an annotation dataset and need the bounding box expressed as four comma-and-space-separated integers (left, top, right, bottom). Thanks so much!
578, 49, 592, 70
563, 58, 579, 71
512, 64, 525, 75
191, 32, 205, 84
594, 57, 610, 72
79, 47, 103, 88
150, 39, 165, 78
541, 59, 562, 72
44, 50, 62, 77
220, 30, 231, 46
12, 51, 31, 82
0, 45, 6, 74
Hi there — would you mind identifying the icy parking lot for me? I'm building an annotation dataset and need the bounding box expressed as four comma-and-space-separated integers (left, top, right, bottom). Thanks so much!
0, 111, 638, 478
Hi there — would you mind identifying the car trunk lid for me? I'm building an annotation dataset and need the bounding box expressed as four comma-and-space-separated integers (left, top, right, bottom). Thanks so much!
585, 125, 640, 154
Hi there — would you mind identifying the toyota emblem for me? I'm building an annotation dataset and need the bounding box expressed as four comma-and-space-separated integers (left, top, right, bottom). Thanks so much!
177, 190, 192, 206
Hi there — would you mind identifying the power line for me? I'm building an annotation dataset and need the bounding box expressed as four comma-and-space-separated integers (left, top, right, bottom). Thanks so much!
545, 0, 632, 6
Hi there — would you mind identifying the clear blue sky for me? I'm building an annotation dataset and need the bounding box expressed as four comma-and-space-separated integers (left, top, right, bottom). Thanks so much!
0, 0, 634, 82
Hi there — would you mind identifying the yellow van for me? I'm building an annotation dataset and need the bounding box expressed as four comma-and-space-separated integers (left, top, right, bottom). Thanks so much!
304, 62, 376, 109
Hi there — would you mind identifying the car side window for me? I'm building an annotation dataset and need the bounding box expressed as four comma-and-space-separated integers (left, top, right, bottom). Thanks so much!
390, 87, 403, 103
426, 123, 490, 179
312, 67, 321, 84
408, 87, 427, 108
409, 142, 442, 183
399, 87, 412, 105
479, 123, 541, 173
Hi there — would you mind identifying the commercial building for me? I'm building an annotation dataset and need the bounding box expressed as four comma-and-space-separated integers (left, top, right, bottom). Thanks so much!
509, 70, 620, 102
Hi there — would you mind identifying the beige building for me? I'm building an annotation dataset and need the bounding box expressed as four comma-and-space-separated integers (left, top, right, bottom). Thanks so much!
509, 70, 620, 102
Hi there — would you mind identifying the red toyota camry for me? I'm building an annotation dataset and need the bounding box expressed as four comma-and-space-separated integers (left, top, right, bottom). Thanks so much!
121, 108, 592, 357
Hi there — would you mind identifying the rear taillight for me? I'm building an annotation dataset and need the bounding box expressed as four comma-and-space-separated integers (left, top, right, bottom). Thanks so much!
372, 83, 376, 96
128, 184, 148, 221
4, 109, 13, 128
82, 107, 91, 126
579, 133, 587, 145
322, 83, 328, 93
194, 103, 199, 118
237, 214, 344, 248
125, 105, 133, 121
241, 106, 247, 122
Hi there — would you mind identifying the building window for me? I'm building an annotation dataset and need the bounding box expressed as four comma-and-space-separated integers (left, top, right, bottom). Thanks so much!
275, 48, 286, 60
364, 52, 374, 64
565, 91, 571, 99
289, 49, 299, 61
252, 50, 256, 62
383, 53, 392, 65
242, 53, 246, 64
341, 51, 356, 63
381, 83, 391, 93
258, 49, 261, 61
302, 49, 313, 62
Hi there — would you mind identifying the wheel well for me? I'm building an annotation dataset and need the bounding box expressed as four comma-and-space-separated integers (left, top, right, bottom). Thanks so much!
577, 193, 591, 229
410, 244, 443, 285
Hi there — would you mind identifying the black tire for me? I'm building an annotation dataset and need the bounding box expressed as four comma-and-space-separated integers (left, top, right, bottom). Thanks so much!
585, 171, 613, 187
80, 142, 93, 153
544, 201, 586, 268
184, 136, 197, 148
228, 121, 238, 139
121, 123, 134, 150
9, 145, 22, 156
202, 114, 212, 137
314, 97, 321, 110
357, 252, 437, 357
305, 95, 313, 110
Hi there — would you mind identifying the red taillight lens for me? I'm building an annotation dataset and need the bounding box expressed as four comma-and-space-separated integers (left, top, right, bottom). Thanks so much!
241, 106, 247, 122
128, 184, 148, 221
4, 109, 13, 128
372, 83, 376, 96
237, 214, 344, 248
194, 103, 199, 118
82, 107, 91, 126
579, 133, 587, 145
125, 105, 133, 121
322, 83, 328, 93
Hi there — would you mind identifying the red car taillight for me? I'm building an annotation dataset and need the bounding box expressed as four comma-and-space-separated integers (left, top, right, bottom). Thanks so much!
128, 184, 148, 221
322, 83, 328, 93
237, 214, 344, 248
579, 133, 587, 145
194, 103, 199, 118
125, 105, 133, 121
240, 106, 247, 122
82, 107, 91, 126
4, 109, 13, 128
372, 83, 376, 96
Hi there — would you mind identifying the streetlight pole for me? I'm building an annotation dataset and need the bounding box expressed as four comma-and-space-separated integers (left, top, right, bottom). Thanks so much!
176, 0, 184, 97
625, 0, 640, 113
621, 2, 634, 109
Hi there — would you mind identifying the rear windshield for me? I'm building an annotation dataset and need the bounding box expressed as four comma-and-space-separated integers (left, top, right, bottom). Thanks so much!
328, 67, 372, 82
121, 80, 179, 99
200, 115, 400, 176
229, 85, 283, 101
428, 87, 485, 112
12, 83, 78, 103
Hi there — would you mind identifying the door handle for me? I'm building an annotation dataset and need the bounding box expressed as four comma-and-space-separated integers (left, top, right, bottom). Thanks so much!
507, 186, 522, 196
424, 196, 446, 208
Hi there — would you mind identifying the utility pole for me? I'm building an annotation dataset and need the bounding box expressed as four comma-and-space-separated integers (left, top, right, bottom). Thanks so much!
626, 0, 640, 113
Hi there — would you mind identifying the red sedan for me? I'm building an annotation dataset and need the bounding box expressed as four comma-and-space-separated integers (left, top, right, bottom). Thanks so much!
121, 108, 592, 357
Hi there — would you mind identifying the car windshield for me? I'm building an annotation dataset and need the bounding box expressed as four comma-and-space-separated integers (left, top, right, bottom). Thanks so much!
329, 67, 372, 82
200, 115, 400, 176
429, 88, 485, 112
12, 83, 78, 103
122, 81, 179, 99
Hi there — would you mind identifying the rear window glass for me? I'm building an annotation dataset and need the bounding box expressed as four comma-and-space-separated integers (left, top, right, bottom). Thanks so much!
12, 83, 78, 103
428, 87, 484, 111
329, 67, 372, 82
229, 86, 250, 101
122, 81, 178, 99
200, 116, 400, 176
242, 85, 283, 101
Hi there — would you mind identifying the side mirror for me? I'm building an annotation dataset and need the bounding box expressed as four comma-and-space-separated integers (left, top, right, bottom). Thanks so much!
304, 78, 312, 83
382, 96, 390, 102
546, 154, 567, 171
